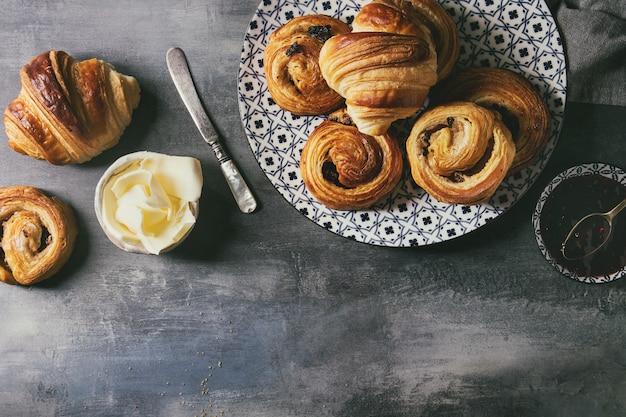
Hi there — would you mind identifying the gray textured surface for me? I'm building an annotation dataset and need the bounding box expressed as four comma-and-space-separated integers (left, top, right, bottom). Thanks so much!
0, 1, 625, 416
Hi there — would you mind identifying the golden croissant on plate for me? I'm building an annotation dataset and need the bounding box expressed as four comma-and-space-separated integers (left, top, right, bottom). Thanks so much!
431, 67, 551, 173
353, 0, 459, 80
0, 186, 78, 285
300, 112, 403, 210
319, 0, 439, 136
406, 102, 516, 205
4, 50, 141, 165
264, 15, 351, 115
402, 0, 459, 80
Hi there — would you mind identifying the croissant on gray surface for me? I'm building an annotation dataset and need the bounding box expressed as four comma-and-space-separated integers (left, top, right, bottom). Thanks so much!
4, 50, 140, 165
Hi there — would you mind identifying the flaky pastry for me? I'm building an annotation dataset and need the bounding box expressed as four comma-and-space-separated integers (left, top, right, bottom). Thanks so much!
319, 0, 439, 135
406, 102, 516, 205
300, 118, 403, 210
264, 15, 351, 115
4, 50, 140, 165
0, 186, 78, 285
354, 0, 459, 80
404, 0, 459, 80
431, 67, 551, 173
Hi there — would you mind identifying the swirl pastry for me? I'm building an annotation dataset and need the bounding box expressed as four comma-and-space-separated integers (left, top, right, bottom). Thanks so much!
431, 67, 551, 173
300, 118, 403, 210
406, 102, 516, 205
0, 186, 78, 285
319, 0, 438, 135
4, 50, 141, 165
264, 15, 351, 115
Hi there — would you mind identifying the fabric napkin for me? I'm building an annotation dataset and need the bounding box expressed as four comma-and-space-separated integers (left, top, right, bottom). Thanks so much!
546, 0, 626, 106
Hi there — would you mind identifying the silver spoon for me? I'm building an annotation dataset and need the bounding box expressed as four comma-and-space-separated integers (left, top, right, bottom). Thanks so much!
561, 197, 626, 260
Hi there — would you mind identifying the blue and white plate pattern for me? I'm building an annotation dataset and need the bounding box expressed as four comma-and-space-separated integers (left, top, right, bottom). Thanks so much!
533, 163, 626, 284
238, 0, 567, 246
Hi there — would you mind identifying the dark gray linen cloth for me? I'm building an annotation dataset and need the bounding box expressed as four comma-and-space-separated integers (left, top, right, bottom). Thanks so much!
547, 0, 626, 106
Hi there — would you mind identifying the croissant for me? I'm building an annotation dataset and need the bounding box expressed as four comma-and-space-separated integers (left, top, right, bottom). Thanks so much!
4, 50, 141, 165
354, 0, 459, 80
352, 0, 434, 37
431, 67, 551, 173
0, 186, 78, 285
408, 0, 459, 80
406, 102, 516, 205
319, 34, 437, 136
300, 117, 403, 210
264, 15, 351, 115
319, 0, 438, 136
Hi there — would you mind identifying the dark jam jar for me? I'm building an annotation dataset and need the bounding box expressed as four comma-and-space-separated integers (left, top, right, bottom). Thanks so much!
539, 174, 626, 278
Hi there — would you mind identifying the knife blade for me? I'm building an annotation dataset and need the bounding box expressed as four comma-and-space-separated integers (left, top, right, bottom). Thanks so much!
166, 47, 257, 214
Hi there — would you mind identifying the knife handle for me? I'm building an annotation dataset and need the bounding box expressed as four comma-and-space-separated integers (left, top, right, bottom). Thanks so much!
209, 140, 230, 164
210, 141, 257, 213
219, 159, 257, 214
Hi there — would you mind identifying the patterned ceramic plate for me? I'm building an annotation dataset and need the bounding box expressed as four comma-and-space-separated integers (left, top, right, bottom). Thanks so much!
533, 163, 626, 284
238, 0, 567, 246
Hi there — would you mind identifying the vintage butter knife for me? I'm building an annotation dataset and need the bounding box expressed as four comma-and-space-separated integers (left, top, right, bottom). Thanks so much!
166, 47, 257, 213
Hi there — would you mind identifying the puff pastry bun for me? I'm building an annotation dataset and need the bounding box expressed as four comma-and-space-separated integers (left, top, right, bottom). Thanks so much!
319, 0, 439, 135
406, 102, 516, 205
4, 50, 141, 165
300, 116, 403, 210
431, 67, 551, 173
264, 15, 351, 115
0, 186, 78, 285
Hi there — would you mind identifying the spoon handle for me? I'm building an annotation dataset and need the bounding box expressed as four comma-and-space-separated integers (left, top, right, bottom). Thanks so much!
607, 197, 626, 219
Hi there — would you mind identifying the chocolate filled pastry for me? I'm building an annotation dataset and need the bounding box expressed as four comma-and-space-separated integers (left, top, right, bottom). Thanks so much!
319, 0, 439, 136
406, 102, 516, 205
264, 15, 351, 115
4, 50, 140, 165
0, 186, 78, 285
431, 67, 551, 173
300, 117, 403, 210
